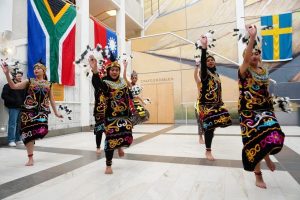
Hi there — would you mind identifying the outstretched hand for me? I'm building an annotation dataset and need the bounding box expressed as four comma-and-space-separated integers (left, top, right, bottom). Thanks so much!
55, 112, 64, 118
88, 55, 98, 73
200, 35, 208, 49
246, 24, 257, 38
1, 63, 9, 75
122, 59, 128, 68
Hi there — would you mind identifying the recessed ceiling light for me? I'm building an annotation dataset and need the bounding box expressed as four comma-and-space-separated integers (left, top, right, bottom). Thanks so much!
106, 10, 116, 16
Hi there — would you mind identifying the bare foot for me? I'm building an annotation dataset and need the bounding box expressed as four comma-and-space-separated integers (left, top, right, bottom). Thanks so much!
254, 171, 267, 189
199, 136, 205, 144
96, 148, 101, 155
25, 158, 34, 166
205, 150, 215, 161
118, 148, 125, 157
264, 156, 276, 171
105, 167, 113, 174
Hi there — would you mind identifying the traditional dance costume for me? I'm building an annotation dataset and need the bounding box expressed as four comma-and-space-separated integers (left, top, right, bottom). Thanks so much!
20, 78, 52, 144
238, 67, 285, 171
92, 73, 133, 166
129, 84, 150, 125
199, 49, 232, 149
92, 68, 108, 149
92, 81, 107, 149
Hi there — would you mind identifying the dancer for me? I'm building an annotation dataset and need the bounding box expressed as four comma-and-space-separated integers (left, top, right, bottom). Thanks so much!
89, 55, 133, 174
123, 60, 150, 125
2, 62, 63, 166
199, 35, 232, 160
238, 25, 285, 189
194, 64, 204, 144
92, 66, 107, 155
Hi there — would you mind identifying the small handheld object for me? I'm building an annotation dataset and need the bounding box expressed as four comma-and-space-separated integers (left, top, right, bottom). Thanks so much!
58, 105, 73, 121
195, 30, 216, 50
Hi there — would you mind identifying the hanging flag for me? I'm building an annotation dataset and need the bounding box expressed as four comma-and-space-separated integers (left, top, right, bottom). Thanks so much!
260, 12, 293, 62
90, 17, 118, 59
27, 0, 76, 86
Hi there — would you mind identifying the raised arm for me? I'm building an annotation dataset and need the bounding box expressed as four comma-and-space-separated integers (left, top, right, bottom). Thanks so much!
49, 88, 63, 118
122, 60, 131, 87
200, 36, 208, 80
240, 25, 257, 77
89, 55, 109, 92
1, 63, 28, 89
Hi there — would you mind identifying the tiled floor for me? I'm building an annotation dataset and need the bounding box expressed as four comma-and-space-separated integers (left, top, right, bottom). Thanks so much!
0, 125, 300, 200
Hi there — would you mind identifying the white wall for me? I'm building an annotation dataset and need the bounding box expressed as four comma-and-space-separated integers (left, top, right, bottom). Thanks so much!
1, 0, 30, 134
12, 0, 27, 40
0, 0, 13, 32
125, 0, 143, 27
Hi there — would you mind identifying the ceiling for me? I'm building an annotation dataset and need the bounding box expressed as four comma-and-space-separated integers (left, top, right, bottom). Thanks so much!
89, 0, 143, 39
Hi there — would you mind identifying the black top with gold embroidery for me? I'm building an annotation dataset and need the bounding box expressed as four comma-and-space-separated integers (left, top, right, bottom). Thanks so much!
238, 68, 273, 112
200, 49, 222, 105
92, 74, 132, 119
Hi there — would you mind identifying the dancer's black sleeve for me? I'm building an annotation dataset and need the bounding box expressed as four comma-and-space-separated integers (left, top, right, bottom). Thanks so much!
92, 74, 109, 93
200, 48, 208, 80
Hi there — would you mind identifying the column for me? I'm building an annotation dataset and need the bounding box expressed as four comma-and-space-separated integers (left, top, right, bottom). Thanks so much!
235, 0, 246, 65
116, 0, 127, 75
116, 0, 126, 58
0, 0, 13, 32
76, 0, 90, 130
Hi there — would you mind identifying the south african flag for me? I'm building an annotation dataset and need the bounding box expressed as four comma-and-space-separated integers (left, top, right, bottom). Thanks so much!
27, 0, 76, 86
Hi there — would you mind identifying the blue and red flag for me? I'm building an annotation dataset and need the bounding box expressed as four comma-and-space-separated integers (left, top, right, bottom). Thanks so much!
261, 12, 293, 62
27, 0, 76, 86
91, 17, 118, 59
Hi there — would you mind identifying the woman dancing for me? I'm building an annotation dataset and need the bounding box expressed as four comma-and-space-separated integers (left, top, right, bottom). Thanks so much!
89, 56, 133, 174
238, 25, 285, 189
123, 60, 149, 125
198, 35, 232, 160
2, 62, 63, 166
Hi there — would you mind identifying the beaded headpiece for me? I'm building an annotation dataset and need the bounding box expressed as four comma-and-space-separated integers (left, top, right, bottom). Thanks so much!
131, 70, 138, 78
33, 62, 47, 72
106, 61, 120, 70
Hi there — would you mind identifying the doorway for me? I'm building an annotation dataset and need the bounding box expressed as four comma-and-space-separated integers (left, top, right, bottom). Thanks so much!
142, 83, 174, 124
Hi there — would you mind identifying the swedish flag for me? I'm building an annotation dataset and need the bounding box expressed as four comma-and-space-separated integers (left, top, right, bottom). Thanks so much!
261, 13, 292, 62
